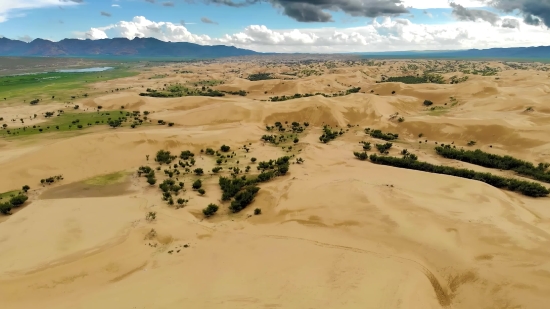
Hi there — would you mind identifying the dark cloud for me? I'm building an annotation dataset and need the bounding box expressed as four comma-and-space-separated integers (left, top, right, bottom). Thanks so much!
501, 17, 520, 28
145, 0, 156, 3
523, 13, 542, 25
484, 0, 550, 27
205, 0, 408, 22
59, 19, 64, 24
60, 0, 84, 3
180, 20, 186, 26
450, 2, 500, 25
100, 11, 112, 17
201, 17, 219, 24
162, 1, 175, 6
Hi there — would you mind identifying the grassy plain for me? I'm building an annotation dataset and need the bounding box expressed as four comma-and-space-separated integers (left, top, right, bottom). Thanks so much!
0, 68, 137, 104
84, 171, 128, 186
0, 110, 130, 138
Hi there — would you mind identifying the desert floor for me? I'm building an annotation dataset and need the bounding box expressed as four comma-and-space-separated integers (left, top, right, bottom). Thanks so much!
1, 58, 550, 309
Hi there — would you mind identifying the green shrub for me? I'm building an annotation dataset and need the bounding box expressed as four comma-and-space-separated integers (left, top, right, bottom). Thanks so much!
192, 179, 202, 190
203, 203, 219, 217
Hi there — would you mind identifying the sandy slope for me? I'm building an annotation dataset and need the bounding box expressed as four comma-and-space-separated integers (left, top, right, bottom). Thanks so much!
2, 59, 550, 309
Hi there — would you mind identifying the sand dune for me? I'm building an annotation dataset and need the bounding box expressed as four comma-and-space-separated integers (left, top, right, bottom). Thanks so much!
2, 58, 550, 309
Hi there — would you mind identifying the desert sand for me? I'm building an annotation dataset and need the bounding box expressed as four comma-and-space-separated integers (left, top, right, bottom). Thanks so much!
2, 58, 550, 309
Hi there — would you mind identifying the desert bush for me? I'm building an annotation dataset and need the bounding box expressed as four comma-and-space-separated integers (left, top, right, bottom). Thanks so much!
180, 150, 195, 160
423, 100, 433, 106
353, 151, 369, 160
319, 125, 343, 143
0, 202, 12, 215
376, 142, 393, 154
203, 203, 219, 217
9, 195, 28, 207
369, 129, 398, 141
198, 188, 205, 195
229, 186, 260, 213
220, 145, 230, 152
146, 211, 156, 221
192, 179, 202, 190
361, 141, 371, 150
212, 167, 223, 173
194, 168, 204, 175
155, 150, 176, 165
254, 208, 262, 215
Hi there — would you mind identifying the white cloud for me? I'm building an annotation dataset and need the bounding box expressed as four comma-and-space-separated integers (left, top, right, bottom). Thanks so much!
112, 4, 120, 7
79, 16, 211, 44
76, 16, 550, 53
0, 0, 80, 22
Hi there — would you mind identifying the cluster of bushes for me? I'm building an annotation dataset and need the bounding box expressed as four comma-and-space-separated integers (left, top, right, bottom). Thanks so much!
375, 142, 393, 154
266, 121, 308, 133
40, 175, 63, 185
248, 73, 274, 81
0, 194, 29, 215
368, 154, 549, 197
378, 73, 445, 84
139, 84, 225, 98
217, 156, 290, 213
360, 141, 371, 150
138, 166, 157, 185
319, 125, 344, 143
366, 128, 399, 141
155, 150, 177, 165
203, 203, 219, 217
435, 145, 550, 184
159, 178, 187, 205
450, 75, 469, 84
221, 90, 247, 96
268, 87, 361, 102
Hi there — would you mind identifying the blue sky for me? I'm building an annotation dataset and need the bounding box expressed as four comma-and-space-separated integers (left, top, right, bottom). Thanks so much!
0, 0, 549, 53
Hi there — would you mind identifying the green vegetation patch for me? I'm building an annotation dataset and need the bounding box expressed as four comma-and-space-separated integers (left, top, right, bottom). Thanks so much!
0, 190, 21, 201
269, 87, 360, 102
379, 73, 445, 84
367, 153, 549, 197
139, 83, 225, 98
0, 68, 137, 103
84, 171, 128, 186
0, 110, 138, 138
435, 145, 550, 184
247, 73, 274, 81
190, 79, 224, 87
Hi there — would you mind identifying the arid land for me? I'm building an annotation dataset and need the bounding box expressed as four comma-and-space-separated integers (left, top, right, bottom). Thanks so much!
2, 57, 550, 309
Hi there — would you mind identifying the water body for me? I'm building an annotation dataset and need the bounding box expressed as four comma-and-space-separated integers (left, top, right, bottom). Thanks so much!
56, 67, 114, 73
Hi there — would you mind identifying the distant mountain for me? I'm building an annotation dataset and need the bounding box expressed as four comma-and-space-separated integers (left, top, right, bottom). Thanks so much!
356, 45, 550, 60
0, 37, 259, 58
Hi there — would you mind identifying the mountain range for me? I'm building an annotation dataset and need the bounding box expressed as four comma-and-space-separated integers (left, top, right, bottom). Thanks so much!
0, 37, 258, 58
1, 37, 550, 59
357, 46, 550, 60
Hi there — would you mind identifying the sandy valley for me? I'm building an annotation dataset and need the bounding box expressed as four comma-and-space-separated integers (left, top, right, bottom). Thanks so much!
1, 57, 550, 309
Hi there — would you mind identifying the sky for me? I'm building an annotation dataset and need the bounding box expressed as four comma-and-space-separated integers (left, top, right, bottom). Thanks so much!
0, 0, 550, 53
